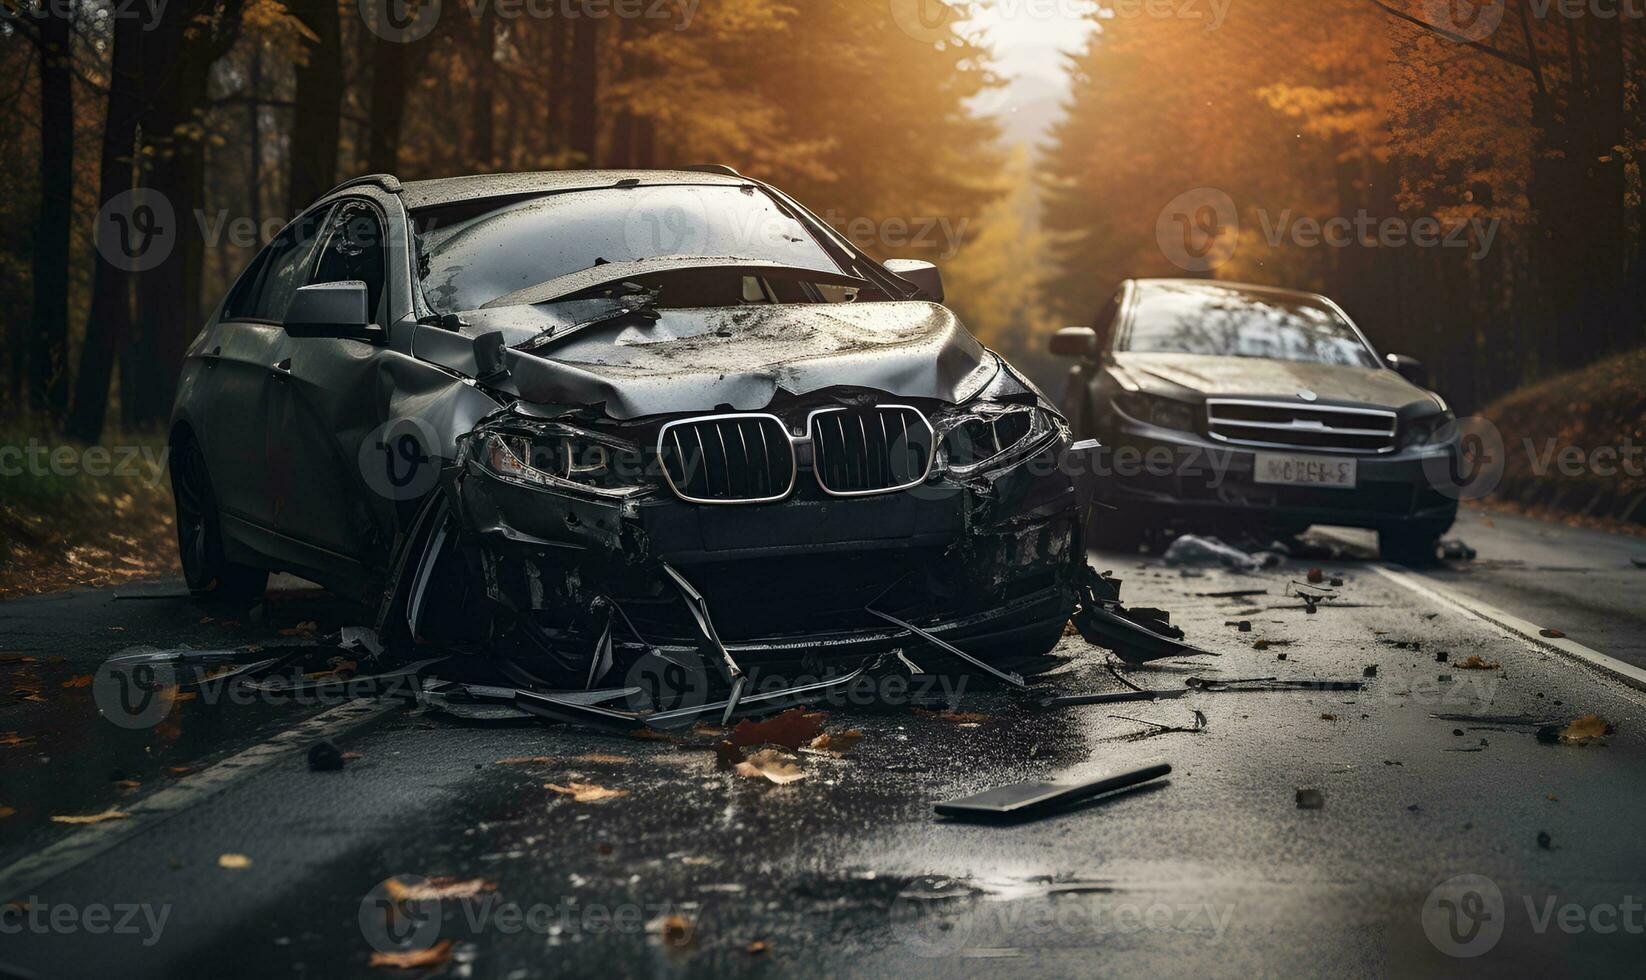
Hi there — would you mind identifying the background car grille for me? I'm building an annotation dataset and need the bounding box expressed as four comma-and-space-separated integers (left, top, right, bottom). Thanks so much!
1206, 399, 1398, 454
811, 406, 935, 495
659, 415, 794, 503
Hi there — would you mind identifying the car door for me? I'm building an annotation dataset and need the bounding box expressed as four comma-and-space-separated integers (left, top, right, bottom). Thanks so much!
266, 199, 396, 569
197, 207, 333, 538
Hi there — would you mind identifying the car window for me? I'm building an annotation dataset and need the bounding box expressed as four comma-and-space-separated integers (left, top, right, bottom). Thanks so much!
310, 201, 388, 323
414, 184, 844, 314
227, 207, 333, 322
1122, 283, 1378, 368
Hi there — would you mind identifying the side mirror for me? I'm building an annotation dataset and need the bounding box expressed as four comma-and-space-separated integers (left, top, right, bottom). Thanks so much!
1049, 326, 1099, 358
1386, 352, 1428, 388
284, 281, 377, 340
883, 259, 945, 304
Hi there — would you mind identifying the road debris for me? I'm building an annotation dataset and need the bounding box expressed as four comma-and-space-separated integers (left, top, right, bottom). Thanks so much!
307, 741, 346, 772
1438, 539, 1477, 561
1072, 570, 1218, 665
1296, 788, 1324, 809
217, 854, 252, 869
1537, 715, 1613, 746
728, 709, 825, 751
1540, 628, 1567, 639
1040, 689, 1190, 708
1537, 831, 1553, 850
1457, 656, 1501, 670
1108, 710, 1206, 741
934, 761, 1171, 821
1164, 535, 1283, 572
1187, 676, 1364, 693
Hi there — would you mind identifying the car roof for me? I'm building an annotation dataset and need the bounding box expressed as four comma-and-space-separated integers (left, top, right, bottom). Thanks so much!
1130, 277, 1331, 306
395, 170, 751, 210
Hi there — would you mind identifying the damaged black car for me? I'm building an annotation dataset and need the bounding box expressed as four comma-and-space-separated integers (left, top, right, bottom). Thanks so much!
168, 169, 1104, 703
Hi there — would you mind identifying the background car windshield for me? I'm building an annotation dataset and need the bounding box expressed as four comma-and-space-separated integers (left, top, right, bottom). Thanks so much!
417, 184, 844, 313
1122, 284, 1379, 368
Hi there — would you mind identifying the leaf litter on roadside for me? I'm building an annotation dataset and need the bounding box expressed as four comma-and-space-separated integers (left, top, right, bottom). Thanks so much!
384, 876, 496, 902
545, 781, 629, 803
733, 748, 808, 785
1538, 714, 1613, 746
728, 708, 825, 750
50, 807, 129, 824
369, 939, 454, 970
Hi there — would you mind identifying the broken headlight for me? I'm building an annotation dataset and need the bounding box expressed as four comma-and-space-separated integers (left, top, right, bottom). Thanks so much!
936, 403, 1058, 477
1400, 411, 1457, 450
479, 429, 649, 497
1113, 391, 1197, 432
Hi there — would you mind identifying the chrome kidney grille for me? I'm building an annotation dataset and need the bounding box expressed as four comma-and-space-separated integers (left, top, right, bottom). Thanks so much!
658, 414, 796, 504
1206, 399, 1398, 454
809, 406, 935, 496
656, 406, 935, 504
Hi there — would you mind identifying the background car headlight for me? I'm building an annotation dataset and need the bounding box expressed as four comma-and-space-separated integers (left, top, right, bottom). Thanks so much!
1400, 411, 1456, 450
937, 403, 1057, 476
480, 430, 647, 495
1113, 391, 1197, 432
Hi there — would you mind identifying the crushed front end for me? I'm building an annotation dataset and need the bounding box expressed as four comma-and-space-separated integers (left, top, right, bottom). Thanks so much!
431, 368, 1101, 693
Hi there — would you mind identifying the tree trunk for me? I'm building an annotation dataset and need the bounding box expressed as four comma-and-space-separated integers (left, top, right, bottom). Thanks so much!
368, 35, 414, 174
67, 14, 143, 444
30, 7, 74, 425
469, 9, 496, 172
569, 15, 601, 164
287, 0, 343, 213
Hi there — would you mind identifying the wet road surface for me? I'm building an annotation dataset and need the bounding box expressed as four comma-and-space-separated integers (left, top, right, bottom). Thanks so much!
3, 513, 1645, 977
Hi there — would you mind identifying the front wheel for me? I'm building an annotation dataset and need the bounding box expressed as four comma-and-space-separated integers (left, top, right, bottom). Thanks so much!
171, 437, 268, 601
1378, 524, 1444, 566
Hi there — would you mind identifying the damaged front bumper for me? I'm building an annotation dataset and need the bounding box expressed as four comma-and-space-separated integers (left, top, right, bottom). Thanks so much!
425, 397, 1103, 689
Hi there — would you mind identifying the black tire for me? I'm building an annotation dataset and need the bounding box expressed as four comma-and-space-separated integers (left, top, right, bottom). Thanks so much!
171, 437, 268, 601
1086, 504, 1147, 555
1378, 524, 1443, 566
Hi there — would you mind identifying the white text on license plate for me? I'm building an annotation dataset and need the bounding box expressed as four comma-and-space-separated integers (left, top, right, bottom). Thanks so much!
1253, 454, 1357, 489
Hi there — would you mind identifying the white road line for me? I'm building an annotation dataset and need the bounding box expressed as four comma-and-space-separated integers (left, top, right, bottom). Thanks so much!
0, 698, 400, 899
1372, 563, 1646, 694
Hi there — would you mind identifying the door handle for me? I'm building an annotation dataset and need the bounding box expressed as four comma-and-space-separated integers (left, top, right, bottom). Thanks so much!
272, 358, 292, 378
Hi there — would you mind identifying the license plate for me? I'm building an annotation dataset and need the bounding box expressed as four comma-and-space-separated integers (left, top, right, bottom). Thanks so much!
1253, 454, 1358, 489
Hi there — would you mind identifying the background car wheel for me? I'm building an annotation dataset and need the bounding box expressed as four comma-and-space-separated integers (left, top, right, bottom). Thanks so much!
1378, 524, 1444, 566
171, 437, 268, 602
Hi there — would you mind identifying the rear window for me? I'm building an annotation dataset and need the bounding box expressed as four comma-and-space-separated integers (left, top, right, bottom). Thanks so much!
1122, 283, 1378, 368
415, 184, 843, 314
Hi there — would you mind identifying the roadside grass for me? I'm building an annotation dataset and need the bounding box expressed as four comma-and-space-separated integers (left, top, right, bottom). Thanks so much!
1478, 347, 1646, 536
0, 430, 180, 598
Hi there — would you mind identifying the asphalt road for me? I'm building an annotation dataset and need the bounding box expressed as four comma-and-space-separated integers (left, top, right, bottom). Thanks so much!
3, 512, 1645, 978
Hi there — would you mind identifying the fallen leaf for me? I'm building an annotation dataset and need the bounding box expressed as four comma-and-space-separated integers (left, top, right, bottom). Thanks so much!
655, 914, 694, 946
728, 708, 825, 750
733, 748, 807, 785
279, 621, 320, 637
714, 741, 744, 770
0, 732, 37, 747
571, 753, 630, 764
165, 766, 194, 777
1320, 713, 1338, 721
627, 728, 678, 743
0, 805, 15, 819
1457, 656, 1501, 670
912, 708, 991, 725
495, 756, 556, 766
690, 722, 726, 738
1540, 628, 1566, 639
384, 876, 495, 902
808, 730, 863, 755
51, 807, 129, 825
1559, 714, 1612, 744
112, 779, 141, 791
545, 782, 629, 803
218, 853, 252, 869
1546, 794, 1559, 802
746, 940, 770, 955
0, 654, 38, 664
369, 939, 454, 969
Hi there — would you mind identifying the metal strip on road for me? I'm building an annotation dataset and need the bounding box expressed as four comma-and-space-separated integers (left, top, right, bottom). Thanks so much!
0, 699, 400, 899
1373, 563, 1646, 695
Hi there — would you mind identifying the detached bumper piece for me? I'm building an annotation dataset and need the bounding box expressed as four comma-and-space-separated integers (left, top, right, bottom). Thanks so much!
1070, 568, 1220, 665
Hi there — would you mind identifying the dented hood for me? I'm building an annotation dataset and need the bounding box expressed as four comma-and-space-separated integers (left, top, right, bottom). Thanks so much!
478, 301, 998, 419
